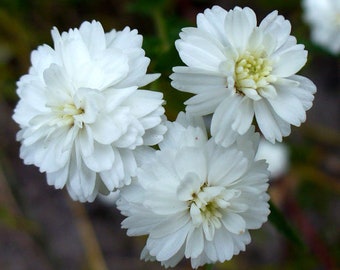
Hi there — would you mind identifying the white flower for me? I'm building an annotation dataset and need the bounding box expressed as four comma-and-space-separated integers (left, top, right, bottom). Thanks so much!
13, 20, 166, 202
98, 190, 120, 205
170, 6, 316, 145
302, 0, 340, 54
117, 112, 270, 269
255, 139, 289, 179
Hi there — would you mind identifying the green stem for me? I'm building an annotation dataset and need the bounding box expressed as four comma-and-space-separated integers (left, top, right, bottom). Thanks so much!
268, 200, 305, 249
204, 264, 214, 270
67, 196, 109, 270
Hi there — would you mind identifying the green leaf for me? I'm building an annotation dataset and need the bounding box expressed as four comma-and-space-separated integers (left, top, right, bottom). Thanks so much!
0, 206, 38, 233
269, 200, 306, 249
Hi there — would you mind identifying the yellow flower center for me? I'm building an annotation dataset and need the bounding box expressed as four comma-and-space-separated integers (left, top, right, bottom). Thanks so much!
188, 184, 231, 240
234, 51, 275, 96
53, 103, 85, 127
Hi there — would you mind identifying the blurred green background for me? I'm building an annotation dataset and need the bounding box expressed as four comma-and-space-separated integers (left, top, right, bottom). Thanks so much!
0, 0, 339, 269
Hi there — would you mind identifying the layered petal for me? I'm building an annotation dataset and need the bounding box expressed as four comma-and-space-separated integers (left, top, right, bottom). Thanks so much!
171, 5, 316, 145
117, 112, 270, 268
13, 20, 164, 202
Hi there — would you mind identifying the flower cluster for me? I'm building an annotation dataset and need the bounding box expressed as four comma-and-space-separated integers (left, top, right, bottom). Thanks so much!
13, 20, 166, 202
13, 5, 316, 269
170, 6, 316, 145
117, 113, 270, 268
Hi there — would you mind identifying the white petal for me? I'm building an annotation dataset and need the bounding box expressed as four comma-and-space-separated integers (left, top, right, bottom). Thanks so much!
235, 126, 260, 160
148, 223, 189, 261
247, 28, 264, 51
259, 10, 291, 50
230, 230, 251, 254
75, 48, 129, 89
107, 26, 142, 50
221, 212, 246, 235
254, 99, 289, 143
213, 229, 234, 261
144, 194, 188, 215
208, 148, 240, 184
190, 252, 212, 269
239, 203, 270, 229
151, 213, 190, 238
139, 113, 162, 130
82, 142, 115, 172
75, 88, 104, 124
126, 90, 164, 118
224, 7, 257, 51
37, 133, 70, 173
197, 6, 229, 45
121, 209, 162, 236
175, 111, 207, 132
90, 113, 124, 144
177, 172, 202, 201
160, 120, 206, 151
30, 44, 57, 76
43, 64, 73, 98
179, 27, 226, 60
142, 123, 167, 145
104, 86, 137, 111
208, 149, 248, 186
100, 148, 125, 190
279, 75, 316, 110
175, 38, 222, 72
211, 95, 242, 147
185, 89, 228, 115
170, 67, 227, 94
185, 227, 204, 258
267, 84, 306, 126
202, 220, 215, 241
231, 97, 254, 134
119, 148, 137, 179
46, 162, 69, 189
174, 147, 207, 181
114, 52, 157, 88
143, 152, 177, 186
138, 73, 160, 87
78, 20, 106, 55
272, 47, 307, 77
204, 240, 218, 262
57, 32, 91, 78
258, 85, 277, 99
68, 150, 97, 202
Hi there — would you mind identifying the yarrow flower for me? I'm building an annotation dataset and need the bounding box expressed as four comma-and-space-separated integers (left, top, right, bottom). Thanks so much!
13, 20, 166, 202
255, 139, 289, 179
170, 6, 316, 145
302, 0, 340, 54
117, 112, 270, 268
